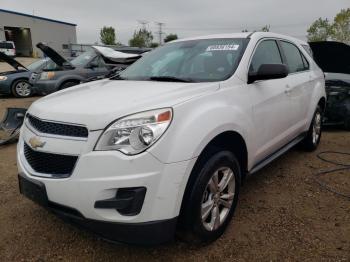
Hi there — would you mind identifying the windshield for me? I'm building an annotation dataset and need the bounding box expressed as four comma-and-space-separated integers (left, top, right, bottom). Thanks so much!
119, 38, 248, 82
71, 50, 97, 66
27, 58, 58, 71
0, 42, 14, 49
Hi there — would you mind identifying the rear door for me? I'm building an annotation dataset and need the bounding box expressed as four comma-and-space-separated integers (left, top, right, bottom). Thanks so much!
278, 40, 312, 135
248, 39, 293, 161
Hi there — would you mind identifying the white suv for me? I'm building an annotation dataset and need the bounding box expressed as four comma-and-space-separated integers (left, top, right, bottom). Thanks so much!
17, 32, 326, 245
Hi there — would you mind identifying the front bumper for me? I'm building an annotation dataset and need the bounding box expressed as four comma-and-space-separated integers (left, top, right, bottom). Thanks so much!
31, 80, 59, 95
0, 81, 12, 95
18, 173, 177, 245
17, 123, 196, 244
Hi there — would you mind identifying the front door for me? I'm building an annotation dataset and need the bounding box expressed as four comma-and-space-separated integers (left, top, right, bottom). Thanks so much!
248, 39, 293, 163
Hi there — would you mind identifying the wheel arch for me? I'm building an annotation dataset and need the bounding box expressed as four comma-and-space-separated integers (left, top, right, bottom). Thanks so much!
177, 130, 248, 228
11, 77, 30, 87
58, 78, 81, 90
318, 96, 326, 113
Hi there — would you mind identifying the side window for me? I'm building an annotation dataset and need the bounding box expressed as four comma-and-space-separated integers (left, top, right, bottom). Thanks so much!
301, 44, 313, 57
97, 56, 106, 67
249, 40, 282, 73
250, 40, 282, 73
300, 52, 309, 70
91, 56, 105, 68
280, 41, 306, 73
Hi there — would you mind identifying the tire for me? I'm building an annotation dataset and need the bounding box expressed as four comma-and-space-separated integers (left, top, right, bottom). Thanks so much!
177, 150, 241, 244
11, 79, 32, 98
344, 116, 350, 131
60, 81, 78, 90
300, 105, 322, 151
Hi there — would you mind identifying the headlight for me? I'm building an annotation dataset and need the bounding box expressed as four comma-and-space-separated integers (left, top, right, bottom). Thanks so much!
95, 108, 172, 155
0, 76, 8, 81
40, 72, 55, 80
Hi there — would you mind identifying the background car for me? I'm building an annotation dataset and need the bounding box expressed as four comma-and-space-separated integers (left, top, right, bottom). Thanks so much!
309, 41, 350, 130
30, 43, 142, 95
0, 52, 58, 97
0, 41, 16, 57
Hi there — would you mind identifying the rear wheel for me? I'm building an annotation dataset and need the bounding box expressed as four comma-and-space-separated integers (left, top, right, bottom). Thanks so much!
300, 105, 322, 151
11, 79, 32, 98
178, 150, 241, 244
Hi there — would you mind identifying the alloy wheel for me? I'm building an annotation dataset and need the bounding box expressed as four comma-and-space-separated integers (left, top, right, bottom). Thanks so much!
201, 167, 235, 231
312, 111, 321, 144
15, 81, 31, 97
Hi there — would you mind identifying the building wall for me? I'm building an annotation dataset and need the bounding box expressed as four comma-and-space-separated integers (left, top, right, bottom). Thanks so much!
0, 11, 76, 57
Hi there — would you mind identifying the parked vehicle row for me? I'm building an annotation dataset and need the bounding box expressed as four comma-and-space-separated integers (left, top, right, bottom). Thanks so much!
18, 32, 326, 245
0, 43, 144, 97
0, 52, 59, 97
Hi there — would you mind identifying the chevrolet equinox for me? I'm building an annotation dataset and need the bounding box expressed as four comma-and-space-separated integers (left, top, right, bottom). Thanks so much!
17, 32, 326, 245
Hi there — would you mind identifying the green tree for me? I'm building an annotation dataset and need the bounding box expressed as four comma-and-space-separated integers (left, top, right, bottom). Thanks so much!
307, 18, 333, 42
129, 28, 154, 48
150, 42, 159, 48
164, 34, 178, 43
100, 26, 116, 45
261, 25, 270, 32
332, 8, 350, 44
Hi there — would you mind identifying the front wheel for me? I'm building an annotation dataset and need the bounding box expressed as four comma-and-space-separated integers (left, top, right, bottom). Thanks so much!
300, 105, 323, 151
178, 150, 241, 244
11, 79, 32, 98
344, 116, 350, 131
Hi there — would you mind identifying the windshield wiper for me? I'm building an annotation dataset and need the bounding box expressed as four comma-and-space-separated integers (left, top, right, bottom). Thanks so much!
149, 76, 193, 83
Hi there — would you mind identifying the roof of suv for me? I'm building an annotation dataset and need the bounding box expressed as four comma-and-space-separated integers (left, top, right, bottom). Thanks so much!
172, 32, 308, 45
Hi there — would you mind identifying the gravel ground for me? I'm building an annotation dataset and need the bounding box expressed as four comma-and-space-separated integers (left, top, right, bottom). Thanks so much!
0, 60, 349, 261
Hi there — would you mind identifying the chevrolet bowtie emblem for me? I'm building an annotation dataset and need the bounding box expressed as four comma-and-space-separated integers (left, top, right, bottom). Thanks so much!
29, 137, 46, 149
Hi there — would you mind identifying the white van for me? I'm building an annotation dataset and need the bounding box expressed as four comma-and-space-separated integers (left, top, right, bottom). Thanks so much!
0, 41, 16, 57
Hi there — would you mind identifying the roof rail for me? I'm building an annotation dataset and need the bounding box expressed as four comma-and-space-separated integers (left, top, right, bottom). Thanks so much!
247, 32, 256, 38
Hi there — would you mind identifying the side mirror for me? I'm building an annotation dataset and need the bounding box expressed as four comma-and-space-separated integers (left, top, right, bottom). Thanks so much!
248, 64, 288, 84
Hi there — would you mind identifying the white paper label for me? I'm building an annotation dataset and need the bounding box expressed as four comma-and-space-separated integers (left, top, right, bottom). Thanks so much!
206, 44, 239, 51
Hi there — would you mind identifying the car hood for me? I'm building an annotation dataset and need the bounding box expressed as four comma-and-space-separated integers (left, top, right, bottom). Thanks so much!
309, 41, 350, 74
28, 80, 219, 130
36, 42, 73, 68
0, 51, 27, 71
92, 46, 141, 64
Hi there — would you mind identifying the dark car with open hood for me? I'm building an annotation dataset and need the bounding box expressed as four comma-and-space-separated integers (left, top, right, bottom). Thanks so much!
29, 43, 143, 96
0, 52, 58, 97
310, 41, 350, 130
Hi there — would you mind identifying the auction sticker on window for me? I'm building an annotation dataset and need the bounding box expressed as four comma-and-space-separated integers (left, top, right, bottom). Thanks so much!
206, 44, 239, 51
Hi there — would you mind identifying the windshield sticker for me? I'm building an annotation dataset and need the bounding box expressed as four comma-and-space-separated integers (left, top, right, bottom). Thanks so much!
206, 44, 240, 51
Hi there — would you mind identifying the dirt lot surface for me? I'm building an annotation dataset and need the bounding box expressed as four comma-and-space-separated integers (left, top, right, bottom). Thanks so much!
0, 61, 349, 261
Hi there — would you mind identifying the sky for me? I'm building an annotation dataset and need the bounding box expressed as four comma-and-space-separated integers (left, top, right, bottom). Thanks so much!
0, 0, 349, 45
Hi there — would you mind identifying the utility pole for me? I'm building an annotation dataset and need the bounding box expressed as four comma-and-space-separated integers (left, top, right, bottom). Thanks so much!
155, 22, 165, 45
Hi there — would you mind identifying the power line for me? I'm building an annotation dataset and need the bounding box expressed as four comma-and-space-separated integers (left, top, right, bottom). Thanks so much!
137, 20, 149, 30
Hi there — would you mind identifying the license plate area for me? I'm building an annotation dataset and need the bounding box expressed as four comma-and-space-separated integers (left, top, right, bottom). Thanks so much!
18, 174, 48, 207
